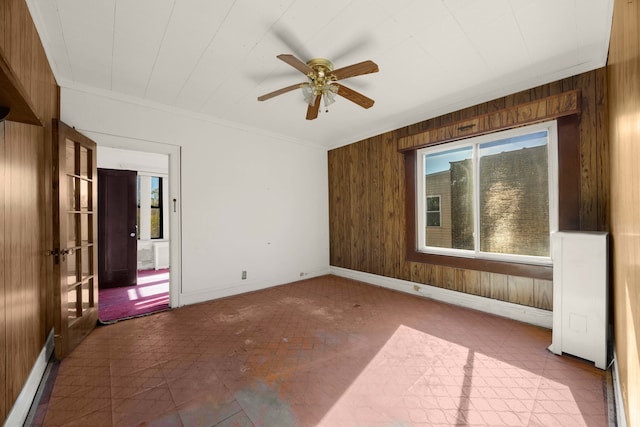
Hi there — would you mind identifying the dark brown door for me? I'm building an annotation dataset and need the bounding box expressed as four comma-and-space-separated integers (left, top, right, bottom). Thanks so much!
98, 168, 137, 288
52, 120, 99, 359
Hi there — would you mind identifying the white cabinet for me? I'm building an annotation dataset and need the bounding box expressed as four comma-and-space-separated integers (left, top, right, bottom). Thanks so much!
549, 232, 609, 369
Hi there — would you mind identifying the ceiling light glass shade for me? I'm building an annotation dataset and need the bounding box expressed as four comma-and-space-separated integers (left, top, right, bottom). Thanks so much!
323, 84, 338, 107
302, 81, 338, 108
302, 83, 315, 105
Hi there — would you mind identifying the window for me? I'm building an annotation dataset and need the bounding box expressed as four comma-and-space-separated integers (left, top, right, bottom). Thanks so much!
137, 175, 165, 240
416, 121, 558, 265
426, 196, 441, 227
150, 177, 163, 239
137, 176, 141, 239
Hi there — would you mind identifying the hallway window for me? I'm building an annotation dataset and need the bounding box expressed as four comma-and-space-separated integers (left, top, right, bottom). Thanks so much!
150, 176, 163, 239
137, 175, 165, 240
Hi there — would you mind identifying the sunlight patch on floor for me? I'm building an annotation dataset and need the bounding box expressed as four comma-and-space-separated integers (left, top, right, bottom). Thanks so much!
137, 272, 170, 285
319, 324, 586, 426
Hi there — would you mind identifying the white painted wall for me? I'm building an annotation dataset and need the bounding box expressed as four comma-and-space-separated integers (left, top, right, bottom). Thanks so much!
61, 87, 330, 306
97, 146, 169, 174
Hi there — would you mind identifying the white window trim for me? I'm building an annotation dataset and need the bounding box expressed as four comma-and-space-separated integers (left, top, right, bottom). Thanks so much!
416, 120, 558, 266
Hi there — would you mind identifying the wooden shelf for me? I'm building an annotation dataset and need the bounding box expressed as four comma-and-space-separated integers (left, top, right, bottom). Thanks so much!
0, 48, 42, 126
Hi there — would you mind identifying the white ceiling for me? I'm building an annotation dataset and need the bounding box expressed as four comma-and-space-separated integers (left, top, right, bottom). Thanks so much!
27, 0, 613, 149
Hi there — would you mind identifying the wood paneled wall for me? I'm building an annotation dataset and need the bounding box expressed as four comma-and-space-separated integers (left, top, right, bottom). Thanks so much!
328, 68, 608, 311
607, 0, 640, 424
0, 121, 6, 422
0, 0, 59, 423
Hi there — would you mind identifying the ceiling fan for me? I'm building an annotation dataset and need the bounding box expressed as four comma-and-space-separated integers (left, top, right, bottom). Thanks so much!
257, 54, 379, 120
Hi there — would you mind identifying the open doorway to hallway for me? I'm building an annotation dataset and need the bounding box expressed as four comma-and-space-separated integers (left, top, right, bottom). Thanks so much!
97, 147, 171, 322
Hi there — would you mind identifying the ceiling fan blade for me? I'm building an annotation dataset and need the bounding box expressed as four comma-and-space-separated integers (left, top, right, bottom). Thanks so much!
257, 83, 305, 101
306, 95, 321, 120
330, 34, 373, 63
335, 84, 375, 109
332, 60, 379, 81
272, 27, 313, 62
277, 54, 313, 75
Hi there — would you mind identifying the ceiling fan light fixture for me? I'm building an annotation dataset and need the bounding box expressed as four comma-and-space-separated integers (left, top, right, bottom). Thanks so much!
257, 53, 378, 120
302, 83, 315, 105
301, 58, 337, 107
323, 84, 338, 107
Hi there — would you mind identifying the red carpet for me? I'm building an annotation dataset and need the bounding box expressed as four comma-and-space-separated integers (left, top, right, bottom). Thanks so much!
98, 269, 170, 323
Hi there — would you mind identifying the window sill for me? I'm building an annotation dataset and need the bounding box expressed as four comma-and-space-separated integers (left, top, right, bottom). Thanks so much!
407, 250, 553, 280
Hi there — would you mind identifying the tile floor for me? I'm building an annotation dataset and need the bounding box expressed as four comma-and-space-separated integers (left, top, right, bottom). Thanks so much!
29, 275, 609, 426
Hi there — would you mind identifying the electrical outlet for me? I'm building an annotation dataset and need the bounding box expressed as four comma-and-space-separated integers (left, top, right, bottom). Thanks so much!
242, 270, 247, 280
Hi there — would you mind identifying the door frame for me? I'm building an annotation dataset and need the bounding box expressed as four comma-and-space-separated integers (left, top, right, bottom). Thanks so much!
84, 131, 182, 308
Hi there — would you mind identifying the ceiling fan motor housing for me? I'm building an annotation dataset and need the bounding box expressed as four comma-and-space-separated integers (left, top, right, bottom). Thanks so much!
306, 58, 336, 95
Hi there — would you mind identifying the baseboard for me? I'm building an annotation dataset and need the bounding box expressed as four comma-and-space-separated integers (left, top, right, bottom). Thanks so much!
612, 346, 628, 427
180, 269, 331, 306
4, 329, 55, 427
330, 267, 553, 329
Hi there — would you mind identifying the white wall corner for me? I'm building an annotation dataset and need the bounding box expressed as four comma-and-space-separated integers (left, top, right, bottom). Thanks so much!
329, 266, 553, 329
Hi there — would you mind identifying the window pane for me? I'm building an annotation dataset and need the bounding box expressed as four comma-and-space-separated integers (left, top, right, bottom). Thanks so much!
424, 147, 474, 249
67, 287, 79, 321
151, 177, 160, 208
150, 177, 163, 239
426, 196, 440, 212
80, 213, 90, 245
426, 196, 441, 227
67, 249, 78, 286
81, 246, 90, 280
65, 140, 76, 175
150, 208, 161, 239
67, 213, 76, 248
68, 176, 77, 210
427, 212, 441, 227
79, 146, 89, 179
79, 179, 89, 210
478, 131, 549, 257
136, 176, 141, 239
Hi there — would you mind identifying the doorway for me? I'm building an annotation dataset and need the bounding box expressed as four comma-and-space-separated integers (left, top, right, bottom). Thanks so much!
97, 146, 174, 322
